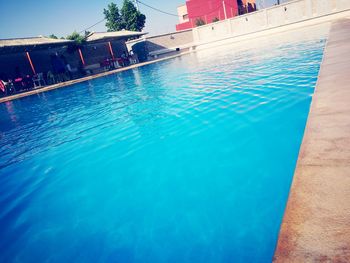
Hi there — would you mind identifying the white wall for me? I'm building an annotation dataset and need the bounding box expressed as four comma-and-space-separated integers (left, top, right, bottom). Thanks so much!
193, 0, 350, 44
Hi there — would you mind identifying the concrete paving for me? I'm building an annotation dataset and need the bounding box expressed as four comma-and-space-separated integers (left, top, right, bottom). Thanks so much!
274, 18, 350, 262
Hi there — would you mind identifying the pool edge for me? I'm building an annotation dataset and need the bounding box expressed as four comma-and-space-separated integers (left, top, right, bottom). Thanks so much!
273, 18, 350, 262
0, 52, 190, 104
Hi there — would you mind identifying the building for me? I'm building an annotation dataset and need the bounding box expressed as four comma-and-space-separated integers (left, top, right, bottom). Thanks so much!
83, 31, 147, 72
176, 0, 239, 31
0, 31, 145, 80
238, 0, 257, 15
0, 31, 145, 96
0, 37, 73, 81
176, 0, 256, 31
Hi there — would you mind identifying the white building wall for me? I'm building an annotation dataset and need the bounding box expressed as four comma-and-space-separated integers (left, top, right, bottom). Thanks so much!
177, 5, 189, 23
336, 0, 350, 10
193, 0, 350, 44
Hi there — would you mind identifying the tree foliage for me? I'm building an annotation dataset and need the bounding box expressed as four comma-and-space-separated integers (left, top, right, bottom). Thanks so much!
104, 0, 146, 32
120, 0, 146, 31
84, 31, 91, 38
195, 18, 206, 27
104, 3, 124, 31
48, 34, 58, 39
66, 31, 86, 45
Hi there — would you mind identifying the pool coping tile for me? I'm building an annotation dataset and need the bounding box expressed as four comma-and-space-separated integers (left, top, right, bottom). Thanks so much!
274, 18, 350, 262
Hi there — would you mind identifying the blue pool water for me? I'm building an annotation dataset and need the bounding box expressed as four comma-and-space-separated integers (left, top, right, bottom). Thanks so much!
0, 36, 326, 262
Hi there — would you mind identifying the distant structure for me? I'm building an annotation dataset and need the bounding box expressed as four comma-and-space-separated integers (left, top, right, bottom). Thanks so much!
176, 0, 256, 31
0, 31, 145, 95
238, 0, 257, 15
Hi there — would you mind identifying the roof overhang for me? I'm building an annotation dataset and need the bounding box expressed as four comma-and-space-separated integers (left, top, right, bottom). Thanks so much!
86, 31, 148, 43
0, 37, 73, 55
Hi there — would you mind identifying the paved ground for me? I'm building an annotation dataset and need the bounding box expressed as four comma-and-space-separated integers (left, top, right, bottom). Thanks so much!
274, 18, 350, 262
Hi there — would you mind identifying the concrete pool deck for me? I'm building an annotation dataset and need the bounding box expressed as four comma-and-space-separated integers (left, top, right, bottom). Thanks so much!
274, 18, 350, 262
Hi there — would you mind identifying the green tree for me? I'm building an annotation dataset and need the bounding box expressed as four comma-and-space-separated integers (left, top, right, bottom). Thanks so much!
195, 18, 206, 27
103, 1, 146, 32
120, 0, 146, 32
66, 31, 86, 45
84, 31, 92, 38
104, 3, 124, 31
48, 34, 58, 39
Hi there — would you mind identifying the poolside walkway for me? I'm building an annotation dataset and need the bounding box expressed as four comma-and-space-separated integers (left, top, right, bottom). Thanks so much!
274, 18, 350, 262
0, 52, 188, 104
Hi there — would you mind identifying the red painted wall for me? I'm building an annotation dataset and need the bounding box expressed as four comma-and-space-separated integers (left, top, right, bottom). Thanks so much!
176, 21, 192, 31
176, 0, 238, 31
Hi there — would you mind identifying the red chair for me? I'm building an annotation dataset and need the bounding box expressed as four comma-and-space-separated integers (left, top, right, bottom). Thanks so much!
0, 80, 5, 93
117, 58, 124, 67
14, 78, 24, 92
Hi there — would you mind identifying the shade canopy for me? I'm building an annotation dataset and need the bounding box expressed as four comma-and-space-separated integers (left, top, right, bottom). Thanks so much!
86, 30, 147, 43
0, 37, 73, 54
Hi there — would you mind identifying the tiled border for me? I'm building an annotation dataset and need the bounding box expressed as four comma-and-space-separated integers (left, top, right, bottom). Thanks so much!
274, 19, 350, 262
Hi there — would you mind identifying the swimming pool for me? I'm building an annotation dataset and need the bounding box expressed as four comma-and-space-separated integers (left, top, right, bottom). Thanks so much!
0, 29, 327, 262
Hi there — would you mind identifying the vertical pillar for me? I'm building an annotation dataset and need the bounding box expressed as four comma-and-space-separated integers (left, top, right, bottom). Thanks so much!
78, 48, 85, 66
26, 52, 36, 75
223, 1, 227, 20
108, 42, 115, 60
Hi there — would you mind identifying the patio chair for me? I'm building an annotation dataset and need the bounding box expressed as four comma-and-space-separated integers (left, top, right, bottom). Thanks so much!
33, 73, 46, 88
0, 80, 5, 94
13, 78, 24, 92
47, 71, 56, 85
0, 80, 15, 96
129, 54, 138, 65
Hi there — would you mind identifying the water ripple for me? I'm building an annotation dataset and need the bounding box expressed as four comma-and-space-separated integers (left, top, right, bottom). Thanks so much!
0, 28, 328, 262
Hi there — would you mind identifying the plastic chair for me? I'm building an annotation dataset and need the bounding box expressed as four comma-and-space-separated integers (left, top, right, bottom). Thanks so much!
47, 71, 56, 85
33, 73, 46, 88
0, 80, 5, 93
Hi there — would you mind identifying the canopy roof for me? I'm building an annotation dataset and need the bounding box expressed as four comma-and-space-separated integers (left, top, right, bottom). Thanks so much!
86, 30, 147, 43
0, 31, 147, 54
0, 36, 72, 48
0, 36, 73, 54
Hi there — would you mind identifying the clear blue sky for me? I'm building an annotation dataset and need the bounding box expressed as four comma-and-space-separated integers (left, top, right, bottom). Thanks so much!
0, 0, 278, 39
